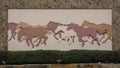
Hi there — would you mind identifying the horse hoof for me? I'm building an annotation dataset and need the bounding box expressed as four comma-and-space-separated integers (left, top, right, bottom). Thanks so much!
81, 45, 84, 47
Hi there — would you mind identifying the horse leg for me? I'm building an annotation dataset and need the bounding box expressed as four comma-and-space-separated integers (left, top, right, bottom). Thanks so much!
86, 36, 90, 42
20, 36, 26, 42
58, 36, 68, 43
62, 36, 68, 41
99, 34, 105, 42
10, 31, 17, 41
109, 36, 112, 41
8, 31, 13, 41
34, 37, 39, 42
79, 37, 85, 47
102, 32, 112, 43
92, 35, 100, 46
58, 30, 64, 39
108, 34, 112, 41
8, 35, 12, 41
92, 36, 100, 46
58, 32, 62, 39
67, 37, 70, 42
30, 39, 34, 48
96, 39, 100, 46
36, 37, 42, 46
54, 33, 59, 40
13, 31, 17, 40
42, 36, 48, 45
71, 36, 75, 43
102, 36, 110, 43
91, 39, 94, 44
26, 39, 30, 46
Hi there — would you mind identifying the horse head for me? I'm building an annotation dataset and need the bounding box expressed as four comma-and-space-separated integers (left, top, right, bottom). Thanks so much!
67, 23, 76, 31
44, 26, 53, 34
81, 20, 90, 27
47, 21, 63, 33
17, 21, 31, 29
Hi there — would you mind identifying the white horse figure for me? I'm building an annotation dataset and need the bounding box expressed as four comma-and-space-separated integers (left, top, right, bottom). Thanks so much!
55, 25, 77, 44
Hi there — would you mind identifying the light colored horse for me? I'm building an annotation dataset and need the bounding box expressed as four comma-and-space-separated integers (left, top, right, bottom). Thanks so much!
55, 25, 76, 43
81, 20, 112, 43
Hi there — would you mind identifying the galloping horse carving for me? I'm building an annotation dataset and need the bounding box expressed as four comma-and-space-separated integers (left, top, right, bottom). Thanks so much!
17, 25, 51, 48
47, 21, 76, 43
81, 20, 112, 43
67, 23, 107, 46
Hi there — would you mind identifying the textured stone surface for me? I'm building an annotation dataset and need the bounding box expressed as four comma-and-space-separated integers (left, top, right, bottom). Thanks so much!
0, 64, 120, 68
112, 0, 120, 50
0, 0, 119, 50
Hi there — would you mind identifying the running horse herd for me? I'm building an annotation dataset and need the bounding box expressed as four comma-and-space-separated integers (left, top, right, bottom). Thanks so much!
8, 20, 112, 48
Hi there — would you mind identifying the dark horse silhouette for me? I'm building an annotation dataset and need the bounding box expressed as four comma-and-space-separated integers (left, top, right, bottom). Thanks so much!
8, 22, 18, 41
67, 23, 107, 46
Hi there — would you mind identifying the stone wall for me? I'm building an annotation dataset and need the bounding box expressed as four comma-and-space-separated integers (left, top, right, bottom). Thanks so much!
0, 0, 120, 50
0, 63, 120, 68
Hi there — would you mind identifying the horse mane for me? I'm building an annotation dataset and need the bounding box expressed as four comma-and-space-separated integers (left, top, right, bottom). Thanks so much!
71, 23, 80, 27
8, 22, 18, 25
84, 20, 97, 26
19, 21, 30, 25
18, 21, 32, 28
49, 21, 63, 25
84, 20, 111, 26
99, 23, 111, 26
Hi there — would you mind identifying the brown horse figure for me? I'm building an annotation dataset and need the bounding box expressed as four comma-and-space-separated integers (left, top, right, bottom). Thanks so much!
81, 20, 112, 43
17, 26, 51, 48
8, 22, 18, 41
67, 23, 107, 46
47, 21, 65, 40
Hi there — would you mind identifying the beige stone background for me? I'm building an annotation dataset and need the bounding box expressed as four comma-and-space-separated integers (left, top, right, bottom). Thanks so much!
0, 0, 120, 51
8, 9, 112, 51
